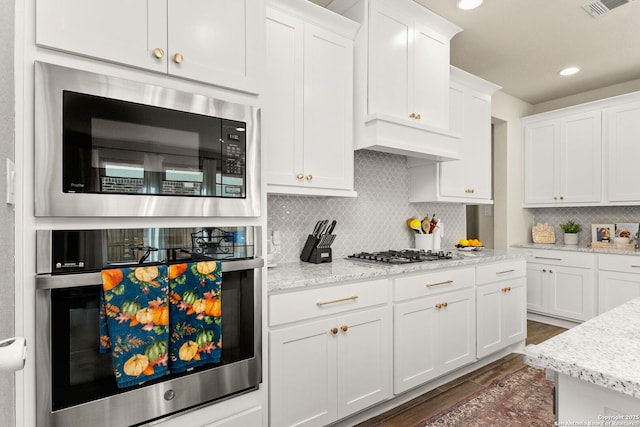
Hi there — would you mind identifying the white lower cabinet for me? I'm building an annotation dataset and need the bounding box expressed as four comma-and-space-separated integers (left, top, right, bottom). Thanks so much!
598, 254, 640, 313
393, 268, 476, 394
525, 250, 596, 322
476, 260, 527, 358
269, 280, 392, 427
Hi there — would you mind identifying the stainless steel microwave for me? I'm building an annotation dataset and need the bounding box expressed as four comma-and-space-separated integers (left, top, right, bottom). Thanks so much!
34, 62, 260, 217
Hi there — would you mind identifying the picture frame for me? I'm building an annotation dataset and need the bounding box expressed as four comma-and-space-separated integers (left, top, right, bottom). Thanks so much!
591, 224, 614, 243
615, 223, 640, 244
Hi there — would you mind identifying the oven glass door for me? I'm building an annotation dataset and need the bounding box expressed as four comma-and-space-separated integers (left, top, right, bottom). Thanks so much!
50, 269, 255, 411
63, 91, 246, 198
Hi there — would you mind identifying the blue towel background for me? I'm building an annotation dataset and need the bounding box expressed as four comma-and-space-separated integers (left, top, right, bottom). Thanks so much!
99, 265, 170, 388
168, 261, 222, 373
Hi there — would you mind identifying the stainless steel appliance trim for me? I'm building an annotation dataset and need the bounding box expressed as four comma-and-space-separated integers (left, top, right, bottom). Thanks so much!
36, 258, 264, 290
36, 266, 263, 427
34, 61, 261, 217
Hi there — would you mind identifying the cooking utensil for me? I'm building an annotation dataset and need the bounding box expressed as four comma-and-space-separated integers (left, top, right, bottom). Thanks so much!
421, 217, 431, 234
407, 218, 422, 234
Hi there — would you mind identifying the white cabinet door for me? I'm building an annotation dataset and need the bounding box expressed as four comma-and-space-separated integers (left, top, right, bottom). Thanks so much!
167, 0, 260, 92
559, 111, 602, 203
265, 4, 356, 196
412, 22, 450, 130
264, 9, 304, 187
598, 271, 640, 314
36, 0, 167, 72
524, 120, 559, 205
394, 288, 475, 394
526, 263, 546, 313
270, 318, 337, 427
302, 24, 354, 191
36, 0, 260, 92
548, 265, 594, 321
336, 307, 391, 418
476, 278, 526, 358
393, 295, 439, 393
368, 2, 411, 119
203, 406, 263, 427
606, 101, 640, 202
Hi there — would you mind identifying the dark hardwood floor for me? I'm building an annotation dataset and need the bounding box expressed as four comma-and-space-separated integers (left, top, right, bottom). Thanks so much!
357, 320, 567, 427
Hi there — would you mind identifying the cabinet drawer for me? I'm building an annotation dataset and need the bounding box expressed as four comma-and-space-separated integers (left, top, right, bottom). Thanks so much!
476, 260, 526, 285
269, 279, 389, 326
599, 254, 640, 274
527, 250, 594, 268
393, 268, 474, 302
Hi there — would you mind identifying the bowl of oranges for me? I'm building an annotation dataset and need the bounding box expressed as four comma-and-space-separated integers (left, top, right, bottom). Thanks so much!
456, 238, 484, 251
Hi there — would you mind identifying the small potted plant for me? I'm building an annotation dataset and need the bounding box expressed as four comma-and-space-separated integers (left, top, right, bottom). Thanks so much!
560, 220, 581, 245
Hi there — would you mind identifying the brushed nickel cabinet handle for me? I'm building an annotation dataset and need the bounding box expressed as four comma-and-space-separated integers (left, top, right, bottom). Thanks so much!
426, 280, 454, 288
631, 265, 640, 268
316, 295, 358, 306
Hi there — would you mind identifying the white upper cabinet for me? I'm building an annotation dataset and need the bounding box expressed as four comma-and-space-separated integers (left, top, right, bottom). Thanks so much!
523, 110, 602, 206
408, 67, 500, 204
329, 0, 463, 160
36, 0, 262, 93
265, 1, 358, 197
605, 101, 640, 202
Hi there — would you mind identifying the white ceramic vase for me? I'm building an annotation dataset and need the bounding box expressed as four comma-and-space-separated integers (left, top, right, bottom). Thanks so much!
564, 232, 578, 245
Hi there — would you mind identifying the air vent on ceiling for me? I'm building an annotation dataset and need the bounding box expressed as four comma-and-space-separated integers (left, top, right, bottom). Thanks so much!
582, 0, 635, 17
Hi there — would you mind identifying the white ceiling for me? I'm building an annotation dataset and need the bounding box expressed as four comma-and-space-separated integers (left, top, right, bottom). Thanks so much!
315, 0, 640, 105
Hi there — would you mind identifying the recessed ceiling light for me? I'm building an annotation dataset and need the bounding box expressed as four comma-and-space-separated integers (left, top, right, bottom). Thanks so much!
457, 0, 483, 10
559, 66, 581, 76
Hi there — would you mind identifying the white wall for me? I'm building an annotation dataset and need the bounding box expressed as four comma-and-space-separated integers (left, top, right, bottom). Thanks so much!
0, 0, 15, 424
491, 91, 534, 250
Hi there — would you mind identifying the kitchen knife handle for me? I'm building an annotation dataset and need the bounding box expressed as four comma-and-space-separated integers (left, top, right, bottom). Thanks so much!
317, 295, 358, 306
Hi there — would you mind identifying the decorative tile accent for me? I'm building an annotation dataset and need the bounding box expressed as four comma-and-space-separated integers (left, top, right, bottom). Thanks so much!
530, 206, 640, 245
267, 150, 467, 263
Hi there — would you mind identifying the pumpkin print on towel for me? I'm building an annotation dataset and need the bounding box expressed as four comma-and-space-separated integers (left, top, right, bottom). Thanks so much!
168, 261, 222, 373
99, 265, 170, 388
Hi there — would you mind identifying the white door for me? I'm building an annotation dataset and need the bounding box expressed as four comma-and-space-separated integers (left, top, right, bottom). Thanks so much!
437, 288, 476, 372
524, 120, 559, 205
368, 2, 411, 118
476, 283, 504, 358
462, 92, 492, 199
439, 83, 466, 197
559, 111, 602, 203
302, 24, 354, 191
548, 266, 594, 321
269, 319, 337, 427
526, 264, 546, 313
503, 278, 527, 345
264, 9, 305, 187
168, 0, 260, 92
36, 0, 167, 72
393, 297, 438, 393
598, 271, 640, 313
606, 101, 640, 202
336, 307, 391, 418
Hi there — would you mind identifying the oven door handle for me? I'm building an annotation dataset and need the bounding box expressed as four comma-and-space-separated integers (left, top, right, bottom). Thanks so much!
36, 257, 265, 290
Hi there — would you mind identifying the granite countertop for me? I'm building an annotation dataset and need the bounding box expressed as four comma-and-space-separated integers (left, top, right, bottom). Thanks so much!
513, 242, 640, 256
525, 297, 640, 399
267, 249, 527, 293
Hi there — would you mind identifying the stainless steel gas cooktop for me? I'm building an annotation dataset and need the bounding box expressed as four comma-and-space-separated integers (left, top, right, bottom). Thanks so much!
347, 249, 459, 265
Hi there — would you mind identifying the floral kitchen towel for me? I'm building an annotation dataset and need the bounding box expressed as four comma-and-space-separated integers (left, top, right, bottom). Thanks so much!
99, 265, 170, 388
168, 261, 222, 373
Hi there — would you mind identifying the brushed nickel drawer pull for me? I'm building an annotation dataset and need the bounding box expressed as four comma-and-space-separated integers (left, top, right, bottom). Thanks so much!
316, 295, 358, 306
426, 280, 454, 288
496, 269, 516, 275
631, 265, 640, 268
534, 256, 562, 261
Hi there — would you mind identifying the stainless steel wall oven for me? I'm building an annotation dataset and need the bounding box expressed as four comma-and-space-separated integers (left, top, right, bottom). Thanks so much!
34, 62, 260, 217
35, 227, 263, 427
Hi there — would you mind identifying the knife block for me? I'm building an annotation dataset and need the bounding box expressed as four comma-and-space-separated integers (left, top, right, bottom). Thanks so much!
300, 235, 332, 264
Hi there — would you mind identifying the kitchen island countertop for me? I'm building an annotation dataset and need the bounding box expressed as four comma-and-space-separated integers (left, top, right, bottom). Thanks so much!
525, 296, 640, 399
513, 242, 640, 256
267, 249, 527, 293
